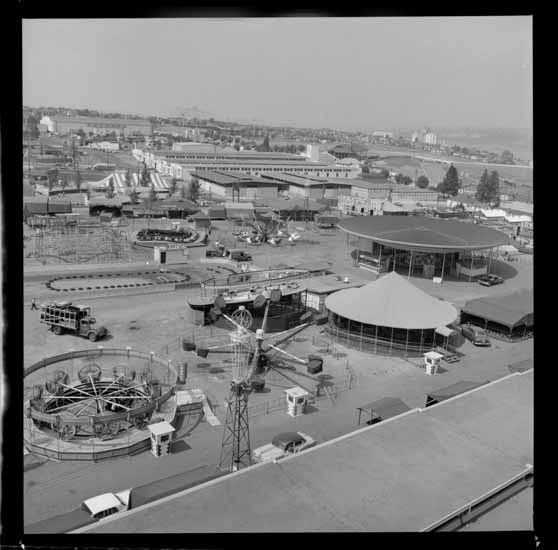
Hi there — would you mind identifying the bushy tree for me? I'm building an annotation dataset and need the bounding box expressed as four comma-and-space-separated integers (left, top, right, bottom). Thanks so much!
189, 179, 200, 202
105, 177, 116, 199
438, 164, 460, 196
500, 150, 514, 164
416, 175, 429, 189
25, 115, 39, 139
401, 175, 413, 185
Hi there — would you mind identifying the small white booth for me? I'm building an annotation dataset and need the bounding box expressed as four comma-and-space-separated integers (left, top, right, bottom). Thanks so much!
154, 246, 167, 264
147, 420, 175, 457
285, 387, 309, 417
423, 351, 444, 375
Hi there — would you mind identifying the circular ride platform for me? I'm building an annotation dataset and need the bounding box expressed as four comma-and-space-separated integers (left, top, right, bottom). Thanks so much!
24, 348, 179, 461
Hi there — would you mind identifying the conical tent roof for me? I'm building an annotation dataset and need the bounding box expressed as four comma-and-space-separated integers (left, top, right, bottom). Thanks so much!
325, 272, 458, 329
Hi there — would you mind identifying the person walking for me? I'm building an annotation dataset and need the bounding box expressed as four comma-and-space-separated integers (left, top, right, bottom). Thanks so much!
30, 297, 38, 311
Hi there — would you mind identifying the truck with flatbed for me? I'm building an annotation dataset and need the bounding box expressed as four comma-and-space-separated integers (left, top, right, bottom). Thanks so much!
39, 302, 108, 341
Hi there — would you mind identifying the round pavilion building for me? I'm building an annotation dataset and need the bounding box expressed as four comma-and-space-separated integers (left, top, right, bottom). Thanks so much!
337, 216, 510, 280
325, 272, 459, 356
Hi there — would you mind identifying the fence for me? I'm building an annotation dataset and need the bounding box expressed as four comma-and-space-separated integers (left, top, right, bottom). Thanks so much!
323, 325, 440, 358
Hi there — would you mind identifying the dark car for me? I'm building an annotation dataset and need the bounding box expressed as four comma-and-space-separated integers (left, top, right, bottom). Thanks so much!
478, 274, 504, 287
228, 250, 252, 262
461, 324, 491, 346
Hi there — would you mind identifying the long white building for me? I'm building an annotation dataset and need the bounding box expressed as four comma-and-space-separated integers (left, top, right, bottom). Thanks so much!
132, 148, 361, 182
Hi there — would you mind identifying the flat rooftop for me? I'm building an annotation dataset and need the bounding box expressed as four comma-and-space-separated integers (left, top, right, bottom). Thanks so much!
338, 215, 510, 252
82, 370, 532, 533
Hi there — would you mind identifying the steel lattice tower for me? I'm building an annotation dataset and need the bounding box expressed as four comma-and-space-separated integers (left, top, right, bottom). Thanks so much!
219, 382, 251, 472
218, 320, 253, 472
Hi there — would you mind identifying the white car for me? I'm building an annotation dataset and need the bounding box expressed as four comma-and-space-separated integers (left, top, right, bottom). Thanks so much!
82, 490, 131, 520
252, 432, 316, 463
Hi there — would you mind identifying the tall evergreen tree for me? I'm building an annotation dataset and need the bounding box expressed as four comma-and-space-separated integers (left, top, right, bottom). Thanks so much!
438, 164, 460, 196
488, 171, 501, 206
475, 169, 490, 203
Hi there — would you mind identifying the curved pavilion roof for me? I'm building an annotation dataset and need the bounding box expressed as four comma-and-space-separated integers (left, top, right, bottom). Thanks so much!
325, 272, 458, 329
337, 216, 509, 253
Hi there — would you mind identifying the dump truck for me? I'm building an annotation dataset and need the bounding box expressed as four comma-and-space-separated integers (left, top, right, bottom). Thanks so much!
39, 302, 108, 341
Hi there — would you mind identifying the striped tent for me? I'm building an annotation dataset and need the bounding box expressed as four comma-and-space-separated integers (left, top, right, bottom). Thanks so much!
88, 171, 170, 193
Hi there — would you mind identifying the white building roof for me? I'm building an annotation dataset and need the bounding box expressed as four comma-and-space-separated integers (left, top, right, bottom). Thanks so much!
480, 208, 507, 218
285, 387, 309, 399
504, 214, 532, 224
147, 421, 175, 436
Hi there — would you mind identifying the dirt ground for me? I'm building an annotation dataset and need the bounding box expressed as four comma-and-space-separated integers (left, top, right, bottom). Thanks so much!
23, 222, 534, 527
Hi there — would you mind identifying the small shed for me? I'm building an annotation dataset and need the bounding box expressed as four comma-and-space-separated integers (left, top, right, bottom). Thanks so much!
285, 387, 309, 417
147, 421, 175, 457
423, 351, 444, 375
190, 211, 211, 230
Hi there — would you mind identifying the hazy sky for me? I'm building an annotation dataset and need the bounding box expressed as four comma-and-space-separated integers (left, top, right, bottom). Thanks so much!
22, 17, 532, 132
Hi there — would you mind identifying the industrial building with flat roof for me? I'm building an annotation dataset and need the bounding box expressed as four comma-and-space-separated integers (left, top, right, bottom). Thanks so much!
45, 115, 153, 136
80, 369, 533, 533
192, 170, 278, 201
133, 148, 361, 181
260, 172, 352, 200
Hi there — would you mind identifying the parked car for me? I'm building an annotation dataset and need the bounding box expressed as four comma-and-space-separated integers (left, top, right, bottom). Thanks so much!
228, 249, 252, 262
461, 324, 491, 346
252, 431, 316, 463
478, 274, 504, 287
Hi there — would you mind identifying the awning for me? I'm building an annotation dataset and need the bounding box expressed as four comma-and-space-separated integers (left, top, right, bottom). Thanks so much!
356, 397, 411, 421
435, 326, 455, 338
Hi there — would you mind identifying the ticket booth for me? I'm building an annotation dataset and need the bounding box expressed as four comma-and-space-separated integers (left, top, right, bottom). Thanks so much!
154, 246, 167, 264
423, 351, 443, 375
147, 421, 175, 457
285, 387, 309, 417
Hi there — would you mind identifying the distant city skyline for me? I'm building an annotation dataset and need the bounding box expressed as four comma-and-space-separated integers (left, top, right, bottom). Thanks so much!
23, 17, 532, 134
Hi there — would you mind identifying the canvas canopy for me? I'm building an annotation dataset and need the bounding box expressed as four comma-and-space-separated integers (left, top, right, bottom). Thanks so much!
325, 272, 458, 329
461, 289, 533, 329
